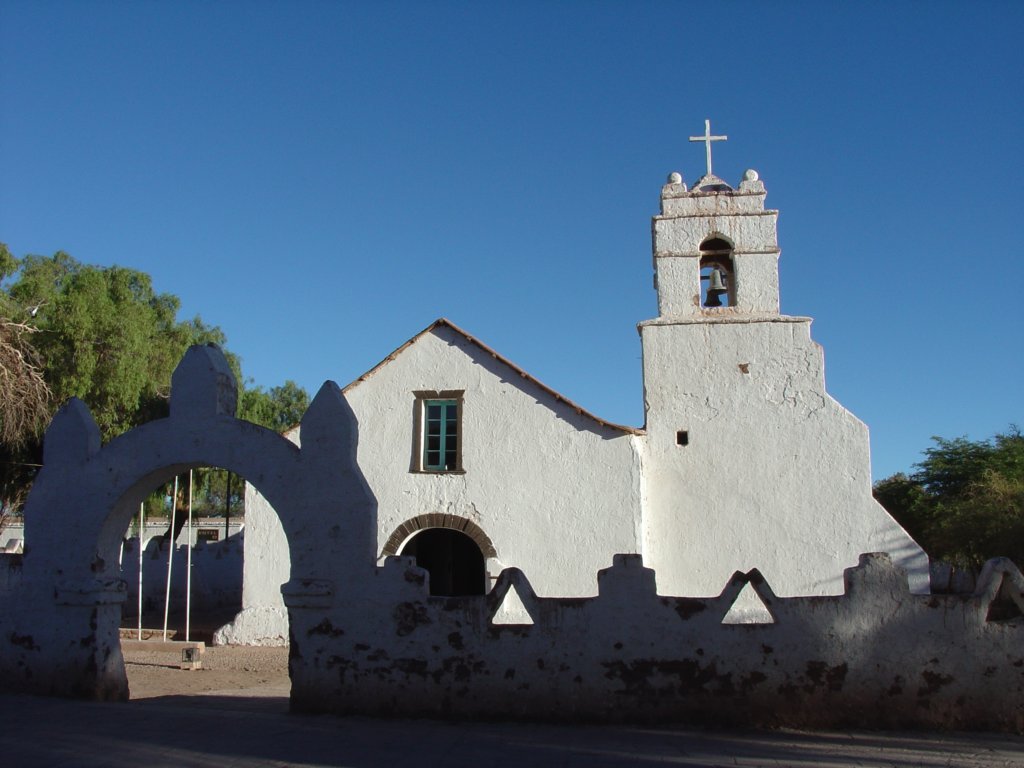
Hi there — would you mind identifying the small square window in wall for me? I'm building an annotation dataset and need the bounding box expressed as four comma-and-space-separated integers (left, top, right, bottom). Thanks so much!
676, 430, 689, 446
413, 391, 464, 472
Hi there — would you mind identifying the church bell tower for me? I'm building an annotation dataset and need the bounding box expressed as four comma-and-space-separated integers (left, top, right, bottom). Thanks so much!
638, 120, 927, 600
652, 120, 780, 319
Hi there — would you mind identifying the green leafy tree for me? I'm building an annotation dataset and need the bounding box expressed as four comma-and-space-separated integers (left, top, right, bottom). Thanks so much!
8, 252, 226, 438
0, 247, 310, 519
238, 379, 309, 432
875, 427, 1024, 568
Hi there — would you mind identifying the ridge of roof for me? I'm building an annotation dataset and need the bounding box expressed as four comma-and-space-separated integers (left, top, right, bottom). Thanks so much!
343, 317, 642, 435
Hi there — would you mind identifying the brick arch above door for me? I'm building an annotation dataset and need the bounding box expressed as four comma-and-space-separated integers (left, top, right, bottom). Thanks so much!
381, 513, 497, 559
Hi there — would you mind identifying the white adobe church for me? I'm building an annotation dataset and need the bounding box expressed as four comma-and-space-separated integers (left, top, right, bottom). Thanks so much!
217, 124, 928, 644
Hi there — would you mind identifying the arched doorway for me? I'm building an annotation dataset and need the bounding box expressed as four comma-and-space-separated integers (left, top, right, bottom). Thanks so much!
400, 528, 486, 596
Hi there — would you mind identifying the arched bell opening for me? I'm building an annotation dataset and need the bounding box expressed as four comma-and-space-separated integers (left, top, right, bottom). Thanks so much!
399, 528, 487, 596
699, 236, 735, 308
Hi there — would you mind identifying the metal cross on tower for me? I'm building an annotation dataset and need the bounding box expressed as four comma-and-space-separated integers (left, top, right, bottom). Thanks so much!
689, 119, 727, 178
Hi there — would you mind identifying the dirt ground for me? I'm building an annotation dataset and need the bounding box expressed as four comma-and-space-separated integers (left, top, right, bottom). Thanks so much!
123, 641, 290, 700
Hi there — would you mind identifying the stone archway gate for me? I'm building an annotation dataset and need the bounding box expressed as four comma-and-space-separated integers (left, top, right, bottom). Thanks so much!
0, 345, 376, 700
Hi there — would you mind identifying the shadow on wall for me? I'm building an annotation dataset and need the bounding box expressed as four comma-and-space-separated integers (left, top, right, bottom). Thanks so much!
284, 552, 1023, 731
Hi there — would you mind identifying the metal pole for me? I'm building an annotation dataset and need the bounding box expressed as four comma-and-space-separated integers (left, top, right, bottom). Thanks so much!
185, 469, 193, 643
224, 471, 231, 540
162, 476, 178, 642
137, 502, 144, 640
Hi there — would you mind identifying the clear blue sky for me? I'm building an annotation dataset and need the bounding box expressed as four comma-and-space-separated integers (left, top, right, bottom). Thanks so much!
1, 1, 1021, 480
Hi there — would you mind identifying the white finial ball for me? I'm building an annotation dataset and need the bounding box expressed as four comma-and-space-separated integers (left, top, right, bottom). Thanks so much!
668, 172, 683, 184
743, 169, 759, 181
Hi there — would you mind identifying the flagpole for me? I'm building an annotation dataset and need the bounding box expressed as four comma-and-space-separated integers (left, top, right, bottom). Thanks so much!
185, 469, 193, 643
137, 502, 144, 640
162, 476, 178, 642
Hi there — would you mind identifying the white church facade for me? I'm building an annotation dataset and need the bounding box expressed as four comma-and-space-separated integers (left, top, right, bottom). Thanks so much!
216, 140, 928, 645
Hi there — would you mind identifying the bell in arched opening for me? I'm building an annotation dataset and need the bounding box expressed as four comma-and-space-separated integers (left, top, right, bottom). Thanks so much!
699, 236, 735, 308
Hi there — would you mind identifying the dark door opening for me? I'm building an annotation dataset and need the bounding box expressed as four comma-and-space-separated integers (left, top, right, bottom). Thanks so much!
400, 528, 486, 596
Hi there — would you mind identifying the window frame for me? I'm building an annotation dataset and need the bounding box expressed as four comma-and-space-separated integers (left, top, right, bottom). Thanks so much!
412, 390, 465, 473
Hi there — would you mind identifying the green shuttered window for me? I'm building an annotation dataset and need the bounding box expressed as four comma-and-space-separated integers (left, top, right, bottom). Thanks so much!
423, 399, 459, 471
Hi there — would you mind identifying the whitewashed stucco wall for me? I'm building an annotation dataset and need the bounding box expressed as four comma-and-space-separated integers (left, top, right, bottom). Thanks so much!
639, 316, 929, 597
218, 326, 643, 643
640, 171, 927, 598
347, 326, 642, 595
214, 445, 295, 645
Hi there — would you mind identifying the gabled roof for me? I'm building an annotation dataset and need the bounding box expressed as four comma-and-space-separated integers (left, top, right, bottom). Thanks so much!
343, 318, 642, 435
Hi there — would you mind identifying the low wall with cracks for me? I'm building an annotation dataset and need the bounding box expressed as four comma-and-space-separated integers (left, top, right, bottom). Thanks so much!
284, 553, 1024, 732
0, 344, 1020, 730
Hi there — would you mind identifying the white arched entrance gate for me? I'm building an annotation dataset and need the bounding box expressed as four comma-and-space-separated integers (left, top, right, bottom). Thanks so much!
0, 345, 375, 700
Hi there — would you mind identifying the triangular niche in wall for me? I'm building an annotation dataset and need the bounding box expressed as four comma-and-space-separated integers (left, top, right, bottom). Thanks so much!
491, 583, 534, 626
985, 576, 1024, 622
722, 582, 775, 625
